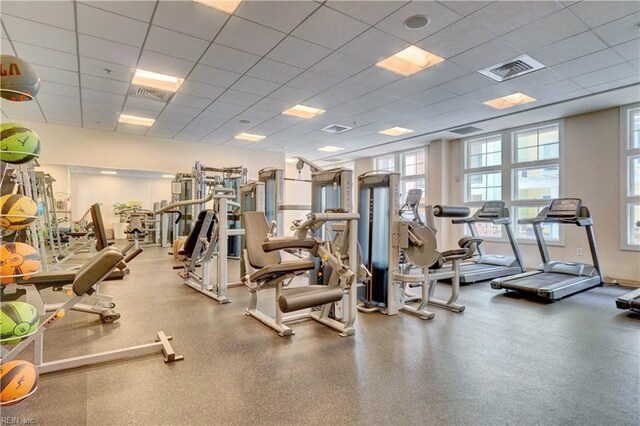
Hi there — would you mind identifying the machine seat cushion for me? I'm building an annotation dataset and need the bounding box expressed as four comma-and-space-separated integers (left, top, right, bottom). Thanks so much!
278, 285, 344, 313
249, 259, 315, 283
15, 269, 124, 286
72, 249, 125, 296
262, 237, 316, 252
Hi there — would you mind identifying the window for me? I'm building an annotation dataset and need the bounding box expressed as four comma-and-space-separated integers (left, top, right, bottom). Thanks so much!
402, 151, 425, 176
374, 149, 427, 216
621, 105, 640, 250
374, 155, 395, 172
462, 121, 562, 243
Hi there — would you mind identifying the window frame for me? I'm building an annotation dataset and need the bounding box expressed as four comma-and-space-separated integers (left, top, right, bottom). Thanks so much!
620, 103, 640, 251
374, 148, 427, 214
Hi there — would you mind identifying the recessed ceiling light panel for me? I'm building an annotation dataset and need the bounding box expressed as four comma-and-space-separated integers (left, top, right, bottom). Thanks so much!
118, 114, 155, 127
483, 93, 536, 109
101, 170, 118, 175
379, 127, 415, 136
132, 69, 184, 93
282, 104, 326, 119
376, 46, 444, 76
318, 146, 344, 153
235, 133, 266, 142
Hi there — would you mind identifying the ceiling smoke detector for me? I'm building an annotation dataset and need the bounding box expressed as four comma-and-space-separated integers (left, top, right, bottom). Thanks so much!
404, 15, 430, 30
479, 55, 546, 82
322, 124, 353, 134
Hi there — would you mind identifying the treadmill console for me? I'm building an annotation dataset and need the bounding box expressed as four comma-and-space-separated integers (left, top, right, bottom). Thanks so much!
546, 198, 582, 218
404, 189, 423, 207
477, 201, 505, 218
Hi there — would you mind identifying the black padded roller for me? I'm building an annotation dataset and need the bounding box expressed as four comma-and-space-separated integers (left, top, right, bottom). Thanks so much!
433, 205, 470, 218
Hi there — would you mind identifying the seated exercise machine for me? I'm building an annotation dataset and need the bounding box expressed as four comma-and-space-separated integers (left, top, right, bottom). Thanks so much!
615, 220, 640, 313
0, 247, 182, 374
241, 210, 360, 336
491, 198, 604, 300
357, 172, 474, 319
156, 185, 244, 303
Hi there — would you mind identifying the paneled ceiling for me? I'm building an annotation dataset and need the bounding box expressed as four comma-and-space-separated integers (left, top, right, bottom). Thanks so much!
1, 0, 639, 161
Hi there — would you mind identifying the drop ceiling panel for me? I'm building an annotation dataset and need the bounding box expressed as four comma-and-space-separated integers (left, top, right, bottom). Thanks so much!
587, 74, 640, 94
339, 28, 409, 64
375, 1, 462, 43
123, 97, 166, 112
571, 63, 638, 88
1, 38, 15, 56
200, 43, 260, 74
515, 79, 583, 100
178, 80, 225, 99
501, 68, 565, 92
138, 50, 194, 77
175, 124, 214, 141
189, 64, 241, 88
309, 51, 371, 80
82, 99, 123, 113
81, 74, 130, 95
160, 103, 202, 119
80, 1, 156, 23
206, 101, 247, 115
216, 17, 286, 57
77, 4, 149, 48
552, 49, 625, 79
82, 88, 125, 106
591, 14, 640, 47
153, 1, 227, 41
246, 59, 304, 84
234, 1, 319, 33
267, 36, 332, 69
418, 18, 494, 59
568, 1, 640, 28
405, 87, 456, 106
1, 0, 75, 31
377, 98, 425, 115
288, 71, 340, 92
35, 65, 79, 87
146, 126, 180, 139
292, 6, 369, 50
449, 38, 523, 71
78, 34, 140, 66
529, 31, 609, 67
120, 106, 161, 120
79, 57, 133, 82
2, 15, 77, 54
240, 107, 278, 121
231, 75, 281, 96
217, 90, 262, 106
613, 39, 640, 61
170, 92, 214, 109
37, 80, 80, 98
346, 66, 403, 89
267, 85, 316, 104
35, 93, 79, 108
45, 112, 82, 126
251, 98, 290, 113
12, 42, 78, 71
326, 1, 406, 25
144, 26, 210, 62
464, 1, 562, 36
439, 1, 492, 17
500, 10, 589, 52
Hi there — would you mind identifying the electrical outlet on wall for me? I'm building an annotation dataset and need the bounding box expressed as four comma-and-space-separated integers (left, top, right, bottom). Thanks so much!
576, 247, 583, 256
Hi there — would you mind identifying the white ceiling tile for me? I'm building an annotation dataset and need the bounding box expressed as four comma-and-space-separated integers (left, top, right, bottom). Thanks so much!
1, 38, 15, 56
511, 79, 583, 100
82, 88, 125, 106
45, 112, 82, 126
406, 87, 456, 106
592, 14, 640, 46
178, 80, 225, 99
153, 0, 227, 41
175, 124, 213, 141
613, 39, 640, 61
346, 66, 403, 89
450, 39, 522, 71
586, 74, 640, 93
309, 51, 371, 80
331, 100, 376, 117
268, 85, 316, 103
303, 93, 345, 110
78, 34, 140, 66
571, 63, 638, 88
144, 26, 210, 62
1, 100, 45, 120
251, 98, 291, 113
2, 15, 76, 54
192, 110, 233, 126
529, 31, 608, 67
161, 103, 202, 119
267, 36, 332, 69
568, 1, 640, 28
138, 50, 194, 78
77, 4, 149, 48
206, 101, 247, 115
216, 17, 286, 56
326, 1, 406, 25
231, 75, 280, 96
35, 65, 79, 87
40, 103, 81, 117
292, 5, 369, 49
234, 1, 320, 33
381, 77, 435, 98
36, 93, 79, 108
1, 0, 75, 30
321, 81, 371, 102
247, 59, 304, 84
217, 90, 263, 106
200, 43, 260, 74
147, 126, 179, 138
288, 71, 340, 92
123, 96, 166, 112
240, 107, 278, 121
189, 64, 241, 88
552, 49, 625, 78
439, 1, 492, 17
375, 1, 462, 43
465, 1, 562, 36
500, 10, 589, 52
12, 42, 78, 71
354, 90, 402, 109
377, 99, 424, 115
81, 74, 130, 95
463, 83, 517, 103
170, 92, 214, 109
339, 28, 409, 64
79, 57, 133, 82
82, 100, 122, 113
80, 1, 156, 23
500, 68, 565, 91
418, 19, 494, 59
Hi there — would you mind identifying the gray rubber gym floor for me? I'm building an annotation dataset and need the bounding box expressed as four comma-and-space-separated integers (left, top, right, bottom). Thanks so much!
4, 246, 639, 425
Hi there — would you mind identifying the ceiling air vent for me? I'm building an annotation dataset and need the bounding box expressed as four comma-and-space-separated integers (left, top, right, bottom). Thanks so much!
450, 126, 483, 135
479, 55, 546, 82
322, 124, 353, 134
128, 85, 176, 103
323, 158, 343, 163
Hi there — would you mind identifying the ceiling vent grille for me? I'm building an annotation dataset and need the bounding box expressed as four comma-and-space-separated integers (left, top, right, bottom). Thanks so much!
479, 55, 546, 82
322, 158, 343, 163
450, 126, 483, 135
322, 124, 353, 134
128, 85, 176, 103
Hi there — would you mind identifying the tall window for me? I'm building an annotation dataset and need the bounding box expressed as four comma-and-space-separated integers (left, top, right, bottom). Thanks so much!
621, 104, 640, 250
374, 155, 395, 172
462, 122, 562, 243
374, 149, 427, 211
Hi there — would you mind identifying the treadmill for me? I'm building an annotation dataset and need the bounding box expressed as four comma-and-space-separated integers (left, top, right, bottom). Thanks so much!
451, 201, 525, 283
491, 198, 604, 300
616, 220, 640, 313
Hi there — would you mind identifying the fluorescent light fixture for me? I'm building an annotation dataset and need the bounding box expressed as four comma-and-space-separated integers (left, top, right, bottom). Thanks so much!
483, 92, 536, 109
193, 0, 241, 14
119, 114, 155, 127
285, 158, 298, 163
282, 104, 325, 119
379, 127, 414, 136
162, 174, 174, 178
318, 146, 344, 153
376, 45, 444, 76
132, 69, 184, 92
235, 133, 266, 142
101, 170, 117, 175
